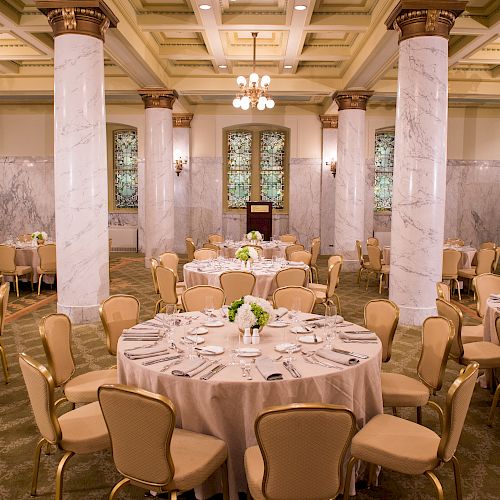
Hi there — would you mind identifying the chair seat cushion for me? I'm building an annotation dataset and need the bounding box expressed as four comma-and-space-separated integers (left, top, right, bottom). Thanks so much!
351, 414, 440, 475
381, 372, 429, 408
59, 401, 111, 454
462, 324, 484, 344
64, 368, 117, 404
36, 266, 56, 275
458, 268, 476, 279
462, 342, 500, 368
244, 445, 265, 500
5, 265, 32, 276
308, 283, 326, 292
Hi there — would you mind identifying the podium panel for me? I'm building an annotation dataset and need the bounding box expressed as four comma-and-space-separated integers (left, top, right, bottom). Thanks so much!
246, 202, 272, 240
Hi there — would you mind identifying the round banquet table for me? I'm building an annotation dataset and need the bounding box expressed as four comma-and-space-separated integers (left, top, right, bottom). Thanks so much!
183, 258, 309, 299
216, 241, 290, 260
117, 311, 383, 499
383, 245, 477, 269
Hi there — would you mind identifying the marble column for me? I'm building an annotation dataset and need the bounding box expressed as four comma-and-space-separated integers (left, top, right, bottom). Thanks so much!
386, 2, 467, 325
332, 90, 373, 271
319, 115, 338, 255
139, 89, 177, 267
37, 2, 118, 323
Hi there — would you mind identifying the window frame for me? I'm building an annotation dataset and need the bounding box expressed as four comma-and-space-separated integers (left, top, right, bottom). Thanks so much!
373, 126, 395, 215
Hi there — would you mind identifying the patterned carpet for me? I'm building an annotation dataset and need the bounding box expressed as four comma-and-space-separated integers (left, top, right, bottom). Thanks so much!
1, 254, 499, 499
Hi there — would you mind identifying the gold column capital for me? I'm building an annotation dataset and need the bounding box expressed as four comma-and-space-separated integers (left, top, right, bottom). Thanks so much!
138, 89, 178, 109
333, 90, 374, 111
36, 1, 118, 41
173, 113, 194, 128
386, 1, 467, 43
319, 115, 338, 129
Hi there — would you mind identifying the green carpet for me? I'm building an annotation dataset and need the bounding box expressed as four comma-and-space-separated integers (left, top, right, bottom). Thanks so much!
1, 254, 499, 499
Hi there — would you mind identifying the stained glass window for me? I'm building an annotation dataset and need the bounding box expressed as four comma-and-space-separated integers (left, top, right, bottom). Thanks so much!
374, 131, 395, 211
113, 129, 138, 209
260, 131, 285, 209
227, 131, 252, 209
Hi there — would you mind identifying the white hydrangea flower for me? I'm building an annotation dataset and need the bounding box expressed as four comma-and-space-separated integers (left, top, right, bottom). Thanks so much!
247, 246, 259, 260
235, 303, 257, 330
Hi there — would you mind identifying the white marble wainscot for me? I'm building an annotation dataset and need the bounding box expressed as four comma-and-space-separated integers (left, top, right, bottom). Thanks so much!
53, 33, 109, 323
189, 157, 223, 246
108, 213, 138, 226
445, 160, 500, 247
221, 214, 289, 241
173, 128, 191, 254
0, 156, 55, 242
289, 158, 321, 249
389, 36, 448, 326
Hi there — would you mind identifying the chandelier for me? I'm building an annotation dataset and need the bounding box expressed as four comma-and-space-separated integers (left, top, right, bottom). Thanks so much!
232, 32, 275, 111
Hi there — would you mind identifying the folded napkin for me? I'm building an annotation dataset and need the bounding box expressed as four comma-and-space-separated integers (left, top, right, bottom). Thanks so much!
339, 331, 378, 341
171, 358, 206, 377
316, 349, 359, 366
124, 347, 170, 360
255, 356, 283, 381
274, 307, 288, 319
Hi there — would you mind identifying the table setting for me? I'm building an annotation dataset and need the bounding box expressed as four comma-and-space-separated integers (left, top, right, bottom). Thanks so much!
215, 238, 291, 260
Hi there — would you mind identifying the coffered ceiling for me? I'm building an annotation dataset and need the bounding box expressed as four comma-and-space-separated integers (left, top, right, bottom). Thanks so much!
1, 0, 500, 110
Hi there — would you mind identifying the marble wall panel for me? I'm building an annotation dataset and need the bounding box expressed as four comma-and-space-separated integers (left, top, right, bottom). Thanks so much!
364, 159, 375, 243
108, 213, 138, 226
173, 128, 191, 253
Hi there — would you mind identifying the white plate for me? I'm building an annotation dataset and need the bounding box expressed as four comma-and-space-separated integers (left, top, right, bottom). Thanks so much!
290, 325, 314, 334
189, 326, 209, 335
184, 335, 205, 345
274, 343, 301, 353
298, 335, 323, 344
195, 345, 224, 355
203, 320, 225, 327
268, 320, 288, 328
235, 347, 262, 357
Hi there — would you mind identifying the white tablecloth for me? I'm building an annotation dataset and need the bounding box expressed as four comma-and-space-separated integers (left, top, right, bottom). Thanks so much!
117, 311, 383, 499
216, 241, 290, 260
383, 245, 476, 269
484, 298, 500, 344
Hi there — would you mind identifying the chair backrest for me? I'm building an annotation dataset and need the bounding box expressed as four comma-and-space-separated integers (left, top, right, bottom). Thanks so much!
438, 362, 479, 463
436, 282, 451, 302
289, 250, 312, 266
475, 248, 496, 275
364, 299, 399, 363
158, 253, 179, 277
275, 268, 307, 288
326, 262, 342, 299
37, 244, 56, 273
479, 241, 496, 250
435, 298, 464, 361
496, 316, 500, 344
254, 403, 356, 500
219, 271, 256, 304
156, 267, 178, 306
185, 238, 196, 262
310, 238, 321, 265
442, 249, 461, 277
208, 234, 224, 244
280, 234, 297, 243
0, 282, 9, 335
327, 255, 343, 270
285, 244, 304, 260
194, 249, 217, 261
355, 240, 363, 265
0, 245, 16, 273
367, 245, 382, 272
417, 316, 454, 392
181, 285, 225, 312
272, 286, 315, 313
473, 273, 500, 318
202, 242, 220, 253
494, 247, 500, 271
99, 295, 140, 356
150, 258, 160, 294
367, 237, 379, 246
19, 353, 61, 445
99, 385, 176, 487
39, 313, 75, 387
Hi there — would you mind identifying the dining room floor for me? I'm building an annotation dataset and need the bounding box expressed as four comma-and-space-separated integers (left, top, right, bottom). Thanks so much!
1, 253, 499, 499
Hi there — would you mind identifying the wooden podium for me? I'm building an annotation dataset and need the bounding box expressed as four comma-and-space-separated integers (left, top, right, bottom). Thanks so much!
246, 202, 272, 240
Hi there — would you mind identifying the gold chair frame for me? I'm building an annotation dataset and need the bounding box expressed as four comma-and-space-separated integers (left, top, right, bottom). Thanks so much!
37, 243, 56, 295
355, 240, 371, 285
0, 282, 10, 383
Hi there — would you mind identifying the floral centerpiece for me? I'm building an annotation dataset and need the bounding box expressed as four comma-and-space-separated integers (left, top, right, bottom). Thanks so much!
228, 295, 274, 332
31, 231, 48, 244
246, 230, 263, 242
235, 245, 259, 262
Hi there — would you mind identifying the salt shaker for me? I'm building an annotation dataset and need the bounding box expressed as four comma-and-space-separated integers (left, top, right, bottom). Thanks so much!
252, 328, 260, 345
243, 328, 252, 345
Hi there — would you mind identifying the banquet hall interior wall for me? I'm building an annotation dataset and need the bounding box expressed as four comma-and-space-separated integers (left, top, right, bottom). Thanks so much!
1, 103, 499, 252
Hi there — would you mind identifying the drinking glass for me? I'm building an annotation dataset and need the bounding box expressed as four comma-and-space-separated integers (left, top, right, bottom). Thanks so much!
324, 302, 337, 349
204, 296, 215, 318
163, 304, 176, 346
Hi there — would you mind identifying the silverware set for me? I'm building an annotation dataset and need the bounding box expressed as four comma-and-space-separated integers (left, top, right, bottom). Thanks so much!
302, 352, 340, 369
283, 360, 301, 378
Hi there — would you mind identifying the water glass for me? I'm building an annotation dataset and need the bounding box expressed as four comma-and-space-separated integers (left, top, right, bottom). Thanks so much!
204, 296, 215, 318
324, 302, 337, 349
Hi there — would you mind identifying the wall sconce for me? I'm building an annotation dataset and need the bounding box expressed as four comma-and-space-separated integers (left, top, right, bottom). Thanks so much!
325, 159, 337, 178
174, 157, 187, 176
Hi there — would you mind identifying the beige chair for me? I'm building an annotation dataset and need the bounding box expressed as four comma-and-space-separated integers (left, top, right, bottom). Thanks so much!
159, 252, 186, 292
327, 254, 343, 286
356, 240, 371, 284
182, 285, 225, 312
219, 271, 256, 304
479, 241, 496, 250
364, 299, 399, 363
156, 266, 183, 313
442, 249, 462, 300
19, 353, 110, 500
367, 237, 379, 246
98, 384, 229, 500
308, 261, 342, 314
436, 282, 451, 303
208, 234, 224, 244
202, 242, 220, 253
99, 295, 140, 357
366, 245, 390, 294
39, 313, 117, 406
344, 362, 479, 500
245, 403, 356, 500
272, 286, 316, 313
289, 250, 312, 267
194, 248, 217, 261
436, 298, 500, 426
0, 282, 10, 383
494, 246, 500, 272
280, 234, 297, 243
310, 237, 321, 283
0, 244, 33, 297
381, 316, 454, 425
37, 243, 56, 295
275, 267, 307, 288
284, 243, 304, 260
151, 257, 160, 295
185, 237, 196, 262
458, 248, 496, 293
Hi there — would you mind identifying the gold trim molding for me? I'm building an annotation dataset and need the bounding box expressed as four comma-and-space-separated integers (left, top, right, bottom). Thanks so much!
333, 90, 374, 111
386, 1, 467, 43
319, 115, 338, 129
36, 1, 118, 41
138, 89, 178, 109
173, 113, 193, 128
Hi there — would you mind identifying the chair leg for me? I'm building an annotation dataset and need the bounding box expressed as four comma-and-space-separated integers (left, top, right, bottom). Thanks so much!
450, 455, 463, 500
343, 456, 358, 499
109, 478, 130, 500
0, 344, 9, 384
55, 451, 74, 500
15, 275, 19, 297
488, 383, 500, 426
38, 274, 43, 295
417, 406, 422, 424
424, 470, 444, 500
378, 274, 383, 294
357, 267, 362, 284
31, 438, 46, 496
368, 463, 378, 487
455, 279, 461, 301
392, 406, 398, 416
168, 492, 177, 500
30, 273, 34, 292
221, 460, 230, 499
365, 272, 371, 291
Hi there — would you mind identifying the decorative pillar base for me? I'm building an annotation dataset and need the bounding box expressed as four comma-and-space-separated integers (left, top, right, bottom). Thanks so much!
397, 305, 438, 327
57, 302, 101, 324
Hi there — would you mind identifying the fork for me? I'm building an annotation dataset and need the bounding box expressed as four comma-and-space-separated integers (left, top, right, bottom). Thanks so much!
160, 359, 182, 373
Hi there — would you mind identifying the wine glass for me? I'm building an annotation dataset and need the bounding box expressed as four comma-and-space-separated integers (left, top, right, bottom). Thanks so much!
203, 295, 215, 318
324, 301, 338, 349
163, 304, 176, 346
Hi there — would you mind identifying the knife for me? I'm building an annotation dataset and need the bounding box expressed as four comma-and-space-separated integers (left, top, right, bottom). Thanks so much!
200, 364, 226, 380
142, 355, 181, 366
283, 361, 301, 378
330, 347, 368, 360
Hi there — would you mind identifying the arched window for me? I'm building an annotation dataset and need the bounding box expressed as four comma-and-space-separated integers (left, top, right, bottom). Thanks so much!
223, 125, 289, 213
374, 128, 395, 212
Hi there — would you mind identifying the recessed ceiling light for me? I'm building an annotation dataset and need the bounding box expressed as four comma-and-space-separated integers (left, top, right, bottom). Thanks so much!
294, 4, 307, 10
218, 65, 227, 69
284, 65, 293, 69
199, 3, 211, 10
